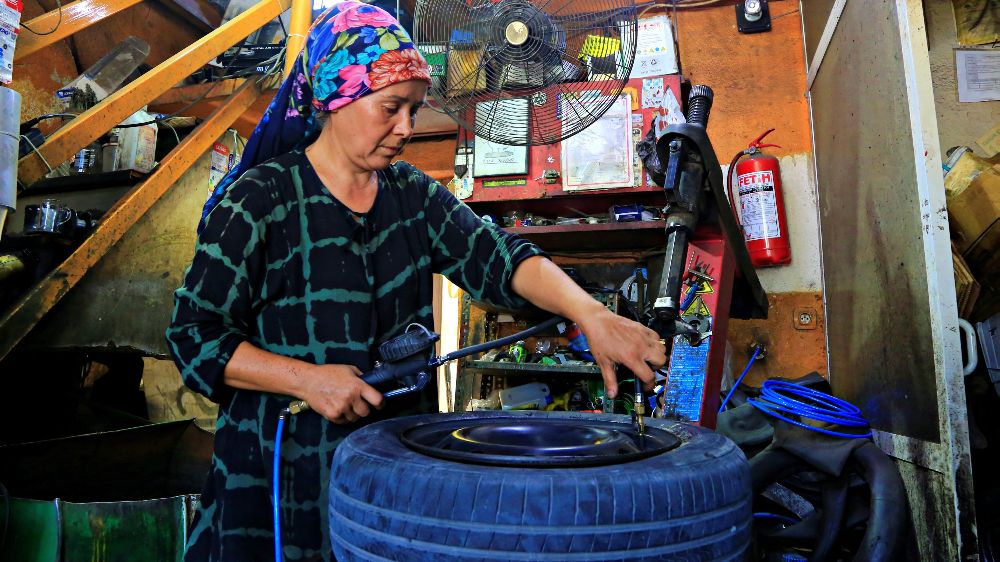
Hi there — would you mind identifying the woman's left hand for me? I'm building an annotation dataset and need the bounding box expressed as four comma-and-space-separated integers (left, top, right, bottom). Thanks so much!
576, 308, 666, 400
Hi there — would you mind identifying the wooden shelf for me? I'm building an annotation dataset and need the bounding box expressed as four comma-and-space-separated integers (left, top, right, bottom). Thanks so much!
20, 170, 146, 197
503, 220, 667, 252
464, 360, 601, 376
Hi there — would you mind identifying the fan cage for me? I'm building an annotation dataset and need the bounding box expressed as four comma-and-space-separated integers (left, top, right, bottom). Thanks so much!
414, 0, 638, 146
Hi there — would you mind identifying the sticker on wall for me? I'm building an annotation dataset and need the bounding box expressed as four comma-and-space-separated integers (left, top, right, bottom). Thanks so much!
623, 86, 639, 110
631, 113, 645, 187
641, 77, 664, 109
662, 316, 713, 422
662, 88, 685, 125
683, 295, 711, 318
483, 178, 527, 188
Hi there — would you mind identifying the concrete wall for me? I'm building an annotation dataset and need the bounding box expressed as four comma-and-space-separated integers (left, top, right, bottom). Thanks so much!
924, 0, 1000, 158
673, 3, 825, 384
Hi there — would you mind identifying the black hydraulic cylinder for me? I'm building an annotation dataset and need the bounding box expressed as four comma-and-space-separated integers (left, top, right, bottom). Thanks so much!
654, 86, 714, 324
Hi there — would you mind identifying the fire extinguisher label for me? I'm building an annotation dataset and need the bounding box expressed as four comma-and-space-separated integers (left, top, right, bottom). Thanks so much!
737, 170, 780, 242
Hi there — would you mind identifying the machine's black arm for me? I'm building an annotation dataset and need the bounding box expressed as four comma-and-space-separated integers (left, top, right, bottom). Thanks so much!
650, 87, 769, 331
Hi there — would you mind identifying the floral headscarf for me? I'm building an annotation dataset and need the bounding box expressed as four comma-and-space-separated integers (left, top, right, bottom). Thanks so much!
199, 1, 431, 231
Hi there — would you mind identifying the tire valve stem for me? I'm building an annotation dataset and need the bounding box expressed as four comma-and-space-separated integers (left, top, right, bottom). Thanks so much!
633, 378, 646, 449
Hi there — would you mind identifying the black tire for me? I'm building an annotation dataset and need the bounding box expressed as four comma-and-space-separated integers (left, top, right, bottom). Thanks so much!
329, 411, 751, 561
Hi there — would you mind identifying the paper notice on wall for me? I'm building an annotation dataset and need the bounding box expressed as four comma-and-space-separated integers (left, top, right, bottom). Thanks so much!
631, 113, 644, 187
628, 14, 678, 78
0, 0, 22, 85
561, 95, 634, 190
956, 49, 1000, 102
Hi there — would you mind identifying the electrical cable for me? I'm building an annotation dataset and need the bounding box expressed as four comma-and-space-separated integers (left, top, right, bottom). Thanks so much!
117, 35, 268, 129
19, 113, 76, 134
718, 345, 761, 413
19, 134, 53, 173
20, 0, 62, 35
273, 409, 289, 562
0, 480, 9, 551
162, 121, 181, 145
748, 379, 872, 439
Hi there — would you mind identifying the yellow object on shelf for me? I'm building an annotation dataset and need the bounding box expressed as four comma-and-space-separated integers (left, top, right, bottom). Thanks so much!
446, 48, 487, 96
580, 35, 621, 59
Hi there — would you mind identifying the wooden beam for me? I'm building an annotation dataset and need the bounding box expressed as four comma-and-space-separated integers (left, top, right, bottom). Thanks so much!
17, 0, 290, 186
14, 0, 145, 61
152, 0, 223, 33
0, 80, 262, 363
151, 78, 247, 105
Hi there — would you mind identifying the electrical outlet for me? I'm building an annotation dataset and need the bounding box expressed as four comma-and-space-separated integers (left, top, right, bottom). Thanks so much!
793, 308, 818, 331
736, 0, 771, 34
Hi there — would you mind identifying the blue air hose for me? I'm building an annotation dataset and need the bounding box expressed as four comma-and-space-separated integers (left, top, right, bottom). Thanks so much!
273, 410, 289, 561
718, 345, 762, 413
748, 379, 872, 439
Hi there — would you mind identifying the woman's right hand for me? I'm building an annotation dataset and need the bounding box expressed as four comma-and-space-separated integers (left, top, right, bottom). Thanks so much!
299, 364, 385, 424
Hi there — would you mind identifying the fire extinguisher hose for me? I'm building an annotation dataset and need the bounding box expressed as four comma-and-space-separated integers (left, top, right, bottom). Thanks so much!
726, 149, 747, 232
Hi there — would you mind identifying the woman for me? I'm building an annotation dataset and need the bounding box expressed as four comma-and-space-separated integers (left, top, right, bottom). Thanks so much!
167, 3, 666, 560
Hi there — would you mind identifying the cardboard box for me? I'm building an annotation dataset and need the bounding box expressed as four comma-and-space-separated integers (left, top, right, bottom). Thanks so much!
948, 167, 1000, 321
948, 167, 1000, 253
953, 244, 980, 319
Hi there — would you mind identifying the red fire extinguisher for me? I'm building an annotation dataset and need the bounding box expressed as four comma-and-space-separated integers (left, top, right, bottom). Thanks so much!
727, 129, 791, 267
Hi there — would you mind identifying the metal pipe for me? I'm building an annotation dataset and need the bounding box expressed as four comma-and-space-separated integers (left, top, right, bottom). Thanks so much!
285, 0, 313, 77
0, 87, 19, 242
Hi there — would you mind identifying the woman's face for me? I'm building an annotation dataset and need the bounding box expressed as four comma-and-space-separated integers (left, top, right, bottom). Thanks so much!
323, 80, 429, 171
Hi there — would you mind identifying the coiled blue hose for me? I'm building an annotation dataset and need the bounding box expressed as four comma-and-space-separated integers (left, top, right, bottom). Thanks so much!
748, 380, 872, 439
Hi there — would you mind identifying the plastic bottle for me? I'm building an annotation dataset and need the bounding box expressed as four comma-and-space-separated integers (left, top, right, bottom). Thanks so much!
500, 382, 552, 410
71, 141, 101, 174
101, 132, 121, 172
57, 37, 150, 109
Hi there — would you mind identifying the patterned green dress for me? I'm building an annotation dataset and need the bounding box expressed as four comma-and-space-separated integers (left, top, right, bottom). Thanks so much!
166, 148, 544, 561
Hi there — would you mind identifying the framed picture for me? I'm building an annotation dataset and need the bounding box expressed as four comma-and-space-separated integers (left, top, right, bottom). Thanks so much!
472, 99, 530, 177
561, 94, 634, 191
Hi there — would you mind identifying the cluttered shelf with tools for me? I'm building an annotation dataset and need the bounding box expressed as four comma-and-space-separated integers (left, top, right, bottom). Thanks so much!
503, 220, 667, 252
464, 360, 602, 376
454, 277, 650, 414
465, 190, 672, 253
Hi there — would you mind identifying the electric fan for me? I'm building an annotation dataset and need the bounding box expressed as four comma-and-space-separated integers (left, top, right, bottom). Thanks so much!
413, 0, 638, 146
